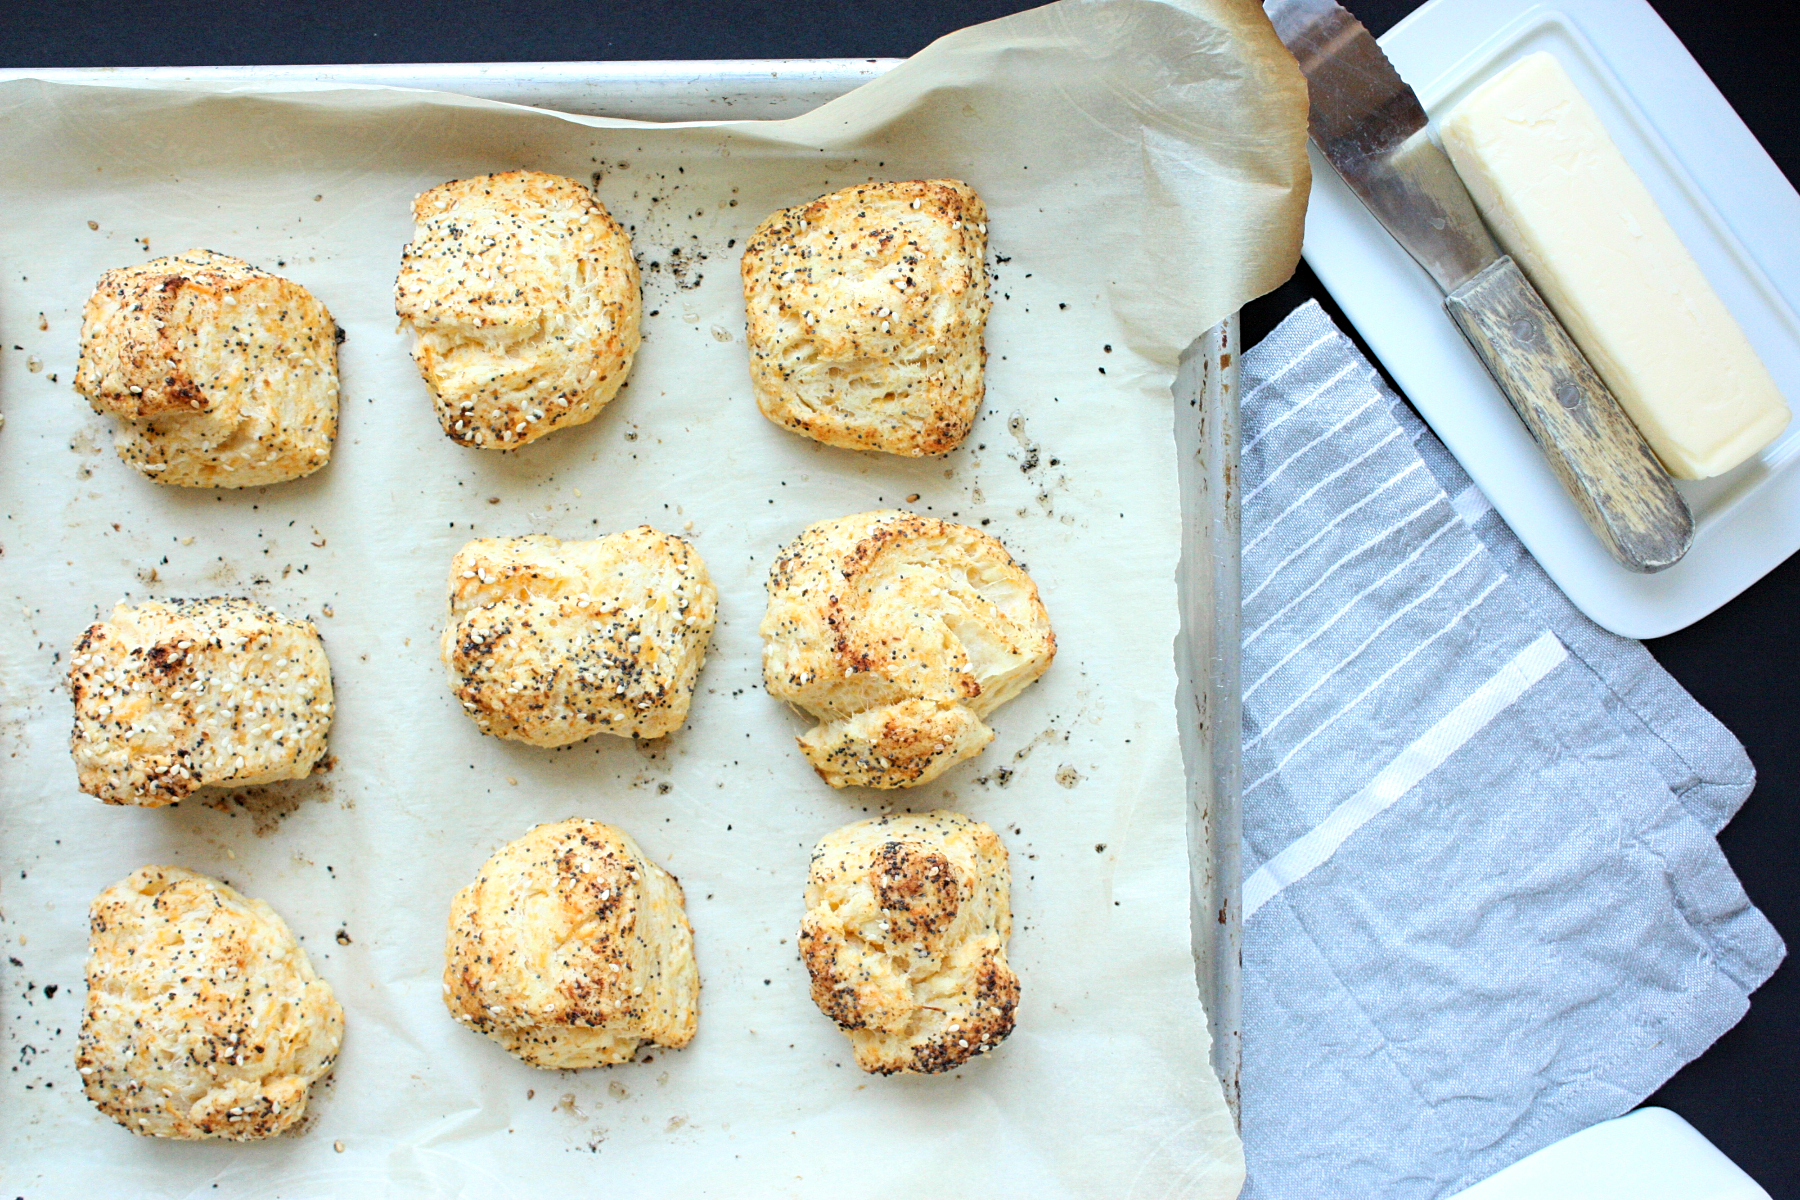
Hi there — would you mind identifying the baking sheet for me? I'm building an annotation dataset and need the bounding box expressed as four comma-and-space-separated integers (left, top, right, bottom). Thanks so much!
0, 1, 1307, 1195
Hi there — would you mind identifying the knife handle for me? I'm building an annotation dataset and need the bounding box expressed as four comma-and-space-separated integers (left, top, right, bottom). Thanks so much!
1444, 256, 1693, 573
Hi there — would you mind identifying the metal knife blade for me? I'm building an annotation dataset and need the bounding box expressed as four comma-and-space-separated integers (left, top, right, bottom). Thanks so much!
1267, 0, 1498, 292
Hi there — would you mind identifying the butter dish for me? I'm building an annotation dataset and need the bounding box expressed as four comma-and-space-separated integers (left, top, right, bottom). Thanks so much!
1301, 0, 1800, 637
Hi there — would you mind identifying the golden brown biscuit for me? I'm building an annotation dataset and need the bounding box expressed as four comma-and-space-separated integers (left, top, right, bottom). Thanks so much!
442, 528, 716, 745
69, 598, 334, 807
78, 865, 343, 1139
741, 179, 990, 456
761, 510, 1054, 788
395, 170, 641, 449
800, 810, 1018, 1075
73, 249, 339, 487
444, 818, 698, 1067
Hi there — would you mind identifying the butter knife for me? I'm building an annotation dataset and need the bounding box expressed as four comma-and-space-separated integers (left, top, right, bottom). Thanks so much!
1266, 0, 1693, 573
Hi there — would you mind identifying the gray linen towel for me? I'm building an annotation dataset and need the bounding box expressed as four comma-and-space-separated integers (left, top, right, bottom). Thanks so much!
1236, 301, 1785, 1199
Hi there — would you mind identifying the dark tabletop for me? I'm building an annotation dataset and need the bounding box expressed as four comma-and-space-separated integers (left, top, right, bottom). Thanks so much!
11, 0, 1797, 1192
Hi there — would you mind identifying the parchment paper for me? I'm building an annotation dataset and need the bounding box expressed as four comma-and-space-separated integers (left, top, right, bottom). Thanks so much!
0, 2, 1307, 1195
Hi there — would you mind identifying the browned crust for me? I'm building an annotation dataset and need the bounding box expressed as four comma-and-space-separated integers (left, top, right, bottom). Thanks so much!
442, 818, 699, 1067
76, 260, 244, 419
799, 813, 1018, 1075
67, 598, 333, 807
890, 950, 1019, 1076
741, 179, 989, 457
762, 511, 1055, 788
78, 866, 342, 1139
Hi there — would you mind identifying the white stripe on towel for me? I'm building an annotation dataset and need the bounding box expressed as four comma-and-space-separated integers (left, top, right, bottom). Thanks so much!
1243, 428, 1405, 556
1243, 392, 1381, 506
1242, 630, 1568, 920
1242, 359, 1359, 456
1245, 543, 1483, 742
1245, 495, 1446, 646
1451, 483, 1493, 527
1240, 330, 1335, 413
1244, 518, 1463, 701
1243, 573, 1508, 795
1242, 461, 1426, 606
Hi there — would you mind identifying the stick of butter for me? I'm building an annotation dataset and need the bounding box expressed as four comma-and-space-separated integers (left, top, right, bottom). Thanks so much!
1441, 52, 1789, 480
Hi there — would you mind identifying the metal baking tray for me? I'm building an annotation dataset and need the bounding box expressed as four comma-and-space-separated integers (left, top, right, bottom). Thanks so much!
1, 58, 1245, 1120
1178, 318, 1244, 1120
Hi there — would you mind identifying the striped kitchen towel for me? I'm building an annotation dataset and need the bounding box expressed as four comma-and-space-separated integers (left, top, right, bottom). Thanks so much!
1236, 301, 1785, 1200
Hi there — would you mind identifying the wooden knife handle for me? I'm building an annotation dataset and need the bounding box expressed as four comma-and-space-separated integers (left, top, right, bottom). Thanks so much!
1444, 256, 1693, 573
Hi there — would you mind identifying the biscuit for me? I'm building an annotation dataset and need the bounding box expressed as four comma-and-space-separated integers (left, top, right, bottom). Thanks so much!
443, 528, 716, 745
69, 598, 334, 807
761, 510, 1053, 788
73, 249, 339, 487
800, 810, 1018, 1074
741, 180, 990, 456
395, 170, 641, 449
444, 818, 698, 1067
79, 865, 343, 1139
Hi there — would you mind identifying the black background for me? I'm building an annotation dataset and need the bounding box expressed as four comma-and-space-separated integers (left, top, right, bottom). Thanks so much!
9, 0, 1796, 1192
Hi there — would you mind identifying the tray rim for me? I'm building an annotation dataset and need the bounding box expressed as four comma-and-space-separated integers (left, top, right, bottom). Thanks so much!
1179, 317, 1245, 1121
0, 60, 905, 121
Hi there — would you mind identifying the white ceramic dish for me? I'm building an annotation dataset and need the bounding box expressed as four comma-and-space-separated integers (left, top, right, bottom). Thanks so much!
1452, 1107, 1769, 1200
1301, 0, 1800, 638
